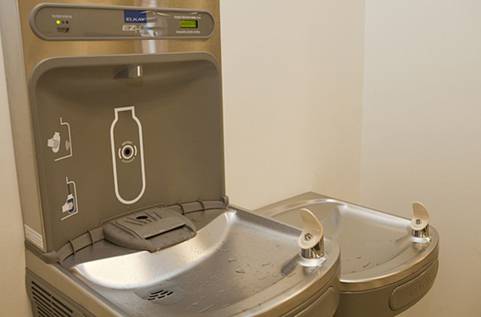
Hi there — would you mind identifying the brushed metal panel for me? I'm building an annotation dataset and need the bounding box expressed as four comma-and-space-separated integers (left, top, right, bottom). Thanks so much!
18, 0, 221, 76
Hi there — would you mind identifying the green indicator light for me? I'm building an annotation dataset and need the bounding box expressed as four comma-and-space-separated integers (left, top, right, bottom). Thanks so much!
56, 19, 62, 25
180, 20, 198, 29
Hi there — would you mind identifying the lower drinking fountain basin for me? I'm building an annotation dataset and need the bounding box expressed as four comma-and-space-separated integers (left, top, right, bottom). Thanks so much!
64, 209, 341, 317
256, 192, 439, 317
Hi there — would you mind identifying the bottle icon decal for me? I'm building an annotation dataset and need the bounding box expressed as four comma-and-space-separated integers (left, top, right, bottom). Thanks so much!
110, 106, 146, 205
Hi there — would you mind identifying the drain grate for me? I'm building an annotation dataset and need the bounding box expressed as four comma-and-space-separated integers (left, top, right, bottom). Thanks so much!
147, 289, 174, 301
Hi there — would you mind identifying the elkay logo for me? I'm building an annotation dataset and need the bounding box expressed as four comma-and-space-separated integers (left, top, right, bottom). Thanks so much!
124, 10, 147, 23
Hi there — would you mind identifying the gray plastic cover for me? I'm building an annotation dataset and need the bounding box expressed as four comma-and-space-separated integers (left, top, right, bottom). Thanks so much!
103, 207, 196, 252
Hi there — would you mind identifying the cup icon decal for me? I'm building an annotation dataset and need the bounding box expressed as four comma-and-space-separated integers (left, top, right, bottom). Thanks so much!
47, 117, 73, 162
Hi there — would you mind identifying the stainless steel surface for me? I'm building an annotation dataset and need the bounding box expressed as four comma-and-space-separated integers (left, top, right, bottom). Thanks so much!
257, 193, 439, 292
64, 209, 340, 316
30, 3, 215, 40
19, 0, 222, 75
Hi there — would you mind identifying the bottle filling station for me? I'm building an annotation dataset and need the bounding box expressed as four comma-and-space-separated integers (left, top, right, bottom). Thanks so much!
1, 1, 438, 317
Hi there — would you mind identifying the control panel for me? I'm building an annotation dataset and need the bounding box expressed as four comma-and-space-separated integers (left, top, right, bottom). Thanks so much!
30, 4, 215, 40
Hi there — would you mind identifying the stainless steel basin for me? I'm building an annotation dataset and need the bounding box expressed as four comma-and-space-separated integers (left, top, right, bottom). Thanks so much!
257, 193, 439, 317
63, 209, 341, 317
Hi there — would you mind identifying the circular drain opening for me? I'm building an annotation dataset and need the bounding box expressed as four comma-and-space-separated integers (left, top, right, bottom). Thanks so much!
147, 289, 174, 301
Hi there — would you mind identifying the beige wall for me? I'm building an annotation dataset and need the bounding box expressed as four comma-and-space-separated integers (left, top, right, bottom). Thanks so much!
221, 0, 364, 209
0, 31, 32, 317
360, 0, 481, 316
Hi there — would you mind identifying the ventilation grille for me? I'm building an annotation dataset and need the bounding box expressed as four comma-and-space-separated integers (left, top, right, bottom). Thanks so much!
31, 281, 73, 317
147, 289, 174, 301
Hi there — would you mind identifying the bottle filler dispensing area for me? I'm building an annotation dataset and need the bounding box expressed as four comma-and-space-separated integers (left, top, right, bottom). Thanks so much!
3, 1, 438, 317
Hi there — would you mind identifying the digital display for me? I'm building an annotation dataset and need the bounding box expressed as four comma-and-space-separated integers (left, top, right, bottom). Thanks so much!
180, 20, 198, 29
124, 10, 147, 24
